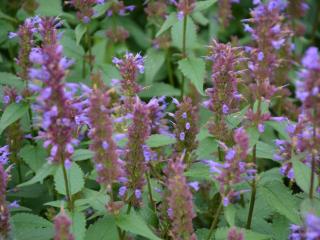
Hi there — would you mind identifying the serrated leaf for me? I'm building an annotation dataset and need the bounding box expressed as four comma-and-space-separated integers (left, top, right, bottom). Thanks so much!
156, 12, 178, 37
0, 72, 24, 89
68, 211, 86, 240
171, 16, 197, 50
292, 156, 319, 195
145, 48, 166, 84
146, 134, 176, 148
18, 163, 58, 187
260, 181, 301, 224
194, 0, 218, 12
115, 211, 161, 240
178, 57, 205, 95
139, 83, 180, 97
196, 137, 218, 159
0, 102, 29, 135
75, 24, 87, 46
19, 144, 47, 172
11, 213, 54, 240
71, 149, 94, 161
255, 141, 276, 160
185, 162, 211, 180
85, 216, 119, 240
54, 163, 85, 195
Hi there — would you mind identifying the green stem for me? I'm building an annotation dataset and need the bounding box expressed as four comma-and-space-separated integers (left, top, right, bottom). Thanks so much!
166, 48, 174, 86
146, 172, 156, 211
309, 110, 317, 199
206, 200, 223, 240
246, 145, 257, 229
86, 31, 93, 72
180, 15, 188, 98
311, 1, 320, 43
62, 162, 73, 210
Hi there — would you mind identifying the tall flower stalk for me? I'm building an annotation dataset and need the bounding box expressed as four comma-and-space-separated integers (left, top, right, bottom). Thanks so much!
0, 146, 10, 239
29, 18, 78, 209
53, 209, 75, 240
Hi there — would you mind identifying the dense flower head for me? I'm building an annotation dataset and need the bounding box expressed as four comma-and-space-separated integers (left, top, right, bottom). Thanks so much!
54, 210, 75, 240
218, 0, 239, 27
244, 0, 292, 98
29, 18, 78, 167
107, 1, 135, 17
147, 97, 169, 135
206, 127, 254, 206
170, 0, 196, 20
145, 0, 168, 21
227, 227, 244, 240
88, 84, 124, 188
69, 0, 104, 23
289, 213, 320, 240
122, 99, 151, 206
0, 155, 10, 239
172, 97, 198, 155
287, 0, 308, 19
296, 47, 320, 124
165, 157, 196, 240
106, 26, 129, 43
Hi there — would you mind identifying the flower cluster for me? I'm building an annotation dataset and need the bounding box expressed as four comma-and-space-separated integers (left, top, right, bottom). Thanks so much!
227, 228, 244, 240
113, 52, 144, 111
244, 0, 292, 99
88, 85, 124, 189
206, 127, 254, 206
106, 26, 129, 43
106, 1, 135, 17
53, 210, 74, 240
147, 97, 169, 135
218, 0, 239, 27
170, 0, 196, 20
287, 0, 308, 19
121, 99, 151, 206
165, 158, 196, 240
289, 213, 320, 240
29, 18, 78, 168
172, 97, 198, 156
145, 0, 168, 22
69, 0, 104, 23
0, 146, 10, 239
205, 40, 243, 142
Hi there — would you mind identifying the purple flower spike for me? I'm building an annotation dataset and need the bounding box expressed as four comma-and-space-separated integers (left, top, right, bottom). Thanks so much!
0, 151, 10, 238
54, 210, 74, 240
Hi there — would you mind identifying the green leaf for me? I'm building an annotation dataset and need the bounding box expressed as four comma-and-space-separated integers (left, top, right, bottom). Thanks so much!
85, 216, 119, 240
194, 0, 217, 12
196, 137, 218, 159
0, 10, 17, 23
18, 163, 58, 187
171, 16, 197, 50
68, 211, 86, 240
11, 213, 54, 240
54, 162, 85, 195
0, 72, 24, 89
139, 83, 180, 98
60, 34, 85, 61
71, 149, 94, 161
265, 121, 290, 140
146, 134, 176, 148
185, 162, 211, 180
36, 0, 62, 16
224, 205, 236, 226
178, 57, 205, 95
255, 141, 276, 160
92, 2, 111, 18
226, 105, 249, 129
0, 102, 29, 135
115, 211, 161, 240
271, 214, 290, 240
292, 156, 319, 195
75, 24, 87, 46
156, 12, 178, 37
260, 181, 301, 224
145, 48, 166, 84
19, 144, 47, 172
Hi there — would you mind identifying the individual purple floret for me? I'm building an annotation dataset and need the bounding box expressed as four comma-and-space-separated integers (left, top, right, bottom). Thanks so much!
227, 227, 244, 240
107, 1, 135, 17
205, 127, 254, 206
29, 18, 78, 168
88, 84, 125, 190
170, 0, 196, 20
69, 0, 104, 23
172, 97, 198, 156
165, 157, 196, 240
122, 98, 151, 206
147, 97, 169, 135
53, 209, 75, 240
289, 213, 320, 240
0, 147, 10, 239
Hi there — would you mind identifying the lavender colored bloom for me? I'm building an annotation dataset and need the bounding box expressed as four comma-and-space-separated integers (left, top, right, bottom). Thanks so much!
218, 0, 239, 27
107, 1, 135, 16
170, 0, 196, 20
165, 158, 197, 240
88, 84, 124, 188
69, 0, 101, 23
174, 97, 199, 155
188, 181, 200, 191
289, 213, 320, 240
147, 97, 169, 134
123, 99, 151, 206
227, 228, 244, 240
135, 189, 142, 199
54, 210, 74, 240
0, 157, 10, 238
0, 146, 9, 165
